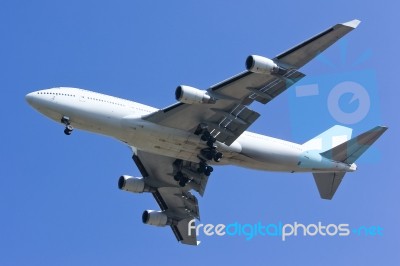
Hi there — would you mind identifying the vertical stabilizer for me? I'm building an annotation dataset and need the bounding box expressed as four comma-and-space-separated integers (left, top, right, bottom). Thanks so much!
302, 125, 352, 153
320, 126, 388, 164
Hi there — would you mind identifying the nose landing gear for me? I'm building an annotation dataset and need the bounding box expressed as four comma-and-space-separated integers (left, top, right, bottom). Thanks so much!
61, 116, 73, 135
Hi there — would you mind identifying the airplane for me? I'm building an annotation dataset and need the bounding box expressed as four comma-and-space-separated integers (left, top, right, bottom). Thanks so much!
25, 19, 387, 245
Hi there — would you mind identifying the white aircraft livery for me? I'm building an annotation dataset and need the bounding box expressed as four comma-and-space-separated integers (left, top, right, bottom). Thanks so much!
26, 19, 387, 245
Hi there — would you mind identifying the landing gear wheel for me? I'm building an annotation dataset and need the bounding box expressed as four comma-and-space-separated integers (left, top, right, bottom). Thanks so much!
64, 125, 73, 135
174, 171, 183, 181
197, 160, 213, 176
207, 138, 216, 148
214, 152, 223, 162
201, 131, 211, 142
197, 162, 207, 173
64, 128, 72, 135
204, 166, 213, 176
205, 152, 213, 161
201, 148, 218, 161
179, 176, 189, 187
61, 116, 73, 135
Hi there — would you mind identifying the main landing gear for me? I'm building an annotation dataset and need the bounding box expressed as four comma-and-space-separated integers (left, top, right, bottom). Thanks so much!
199, 127, 223, 163
173, 124, 223, 187
61, 116, 73, 135
173, 160, 190, 187
197, 159, 213, 176
173, 171, 190, 187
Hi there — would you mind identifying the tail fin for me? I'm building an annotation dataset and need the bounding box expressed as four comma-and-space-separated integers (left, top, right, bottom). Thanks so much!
320, 126, 388, 164
302, 125, 353, 153
313, 126, 388, 200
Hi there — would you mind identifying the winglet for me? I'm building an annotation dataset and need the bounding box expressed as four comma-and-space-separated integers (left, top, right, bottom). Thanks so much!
342, 19, 361, 29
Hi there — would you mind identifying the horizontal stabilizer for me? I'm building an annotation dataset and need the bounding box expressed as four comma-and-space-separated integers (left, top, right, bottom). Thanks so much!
313, 172, 346, 200
320, 126, 388, 164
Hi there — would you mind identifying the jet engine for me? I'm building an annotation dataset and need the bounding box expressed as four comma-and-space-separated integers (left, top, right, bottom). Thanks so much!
142, 210, 169, 227
175, 85, 215, 104
245, 55, 280, 74
118, 175, 147, 193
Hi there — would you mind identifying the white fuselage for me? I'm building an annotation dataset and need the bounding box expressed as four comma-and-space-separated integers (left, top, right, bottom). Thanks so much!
25, 87, 354, 174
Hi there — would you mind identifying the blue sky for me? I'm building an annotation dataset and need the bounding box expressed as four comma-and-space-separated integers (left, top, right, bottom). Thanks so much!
1, 1, 399, 265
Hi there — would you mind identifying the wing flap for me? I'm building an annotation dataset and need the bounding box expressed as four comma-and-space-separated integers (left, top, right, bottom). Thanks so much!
156, 187, 200, 220
171, 218, 198, 246
131, 150, 208, 245
207, 105, 261, 145
153, 187, 200, 246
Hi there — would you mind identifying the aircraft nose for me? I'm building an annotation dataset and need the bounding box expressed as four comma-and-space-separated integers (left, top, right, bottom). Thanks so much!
25, 92, 36, 105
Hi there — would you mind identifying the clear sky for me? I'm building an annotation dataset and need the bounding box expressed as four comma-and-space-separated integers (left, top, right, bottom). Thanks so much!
1, 1, 399, 265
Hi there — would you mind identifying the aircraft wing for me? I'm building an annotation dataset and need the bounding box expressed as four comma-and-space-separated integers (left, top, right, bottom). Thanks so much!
143, 20, 360, 146
132, 149, 208, 245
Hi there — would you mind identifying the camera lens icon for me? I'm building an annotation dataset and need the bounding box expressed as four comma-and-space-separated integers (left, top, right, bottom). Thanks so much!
327, 81, 370, 125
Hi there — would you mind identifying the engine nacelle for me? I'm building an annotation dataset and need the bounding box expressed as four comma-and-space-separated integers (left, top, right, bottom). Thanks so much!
175, 85, 215, 104
245, 55, 279, 74
118, 175, 146, 193
142, 210, 169, 227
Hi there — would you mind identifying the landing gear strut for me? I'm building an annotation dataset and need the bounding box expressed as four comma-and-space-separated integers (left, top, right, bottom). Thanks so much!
196, 125, 223, 179
174, 171, 183, 182
198, 125, 224, 162
178, 175, 189, 187
200, 148, 223, 162
172, 160, 190, 187
61, 116, 73, 135
173, 170, 190, 187
171, 124, 224, 188
197, 160, 213, 176
172, 158, 214, 188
